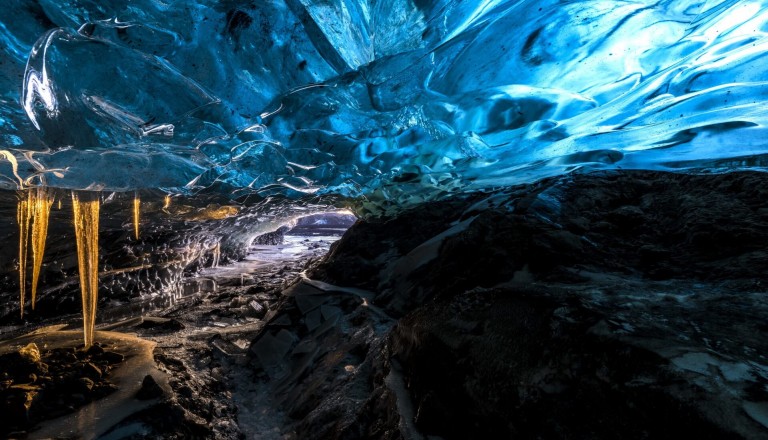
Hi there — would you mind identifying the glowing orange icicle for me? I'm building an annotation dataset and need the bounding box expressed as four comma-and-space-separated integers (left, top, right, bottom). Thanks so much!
17, 192, 32, 317
133, 194, 140, 240
72, 192, 100, 348
212, 242, 220, 268
30, 187, 54, 310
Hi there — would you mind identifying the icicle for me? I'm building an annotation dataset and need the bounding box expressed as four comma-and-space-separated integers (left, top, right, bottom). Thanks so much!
30, 187, 54, 310
72, 191, 100, 348
17, 191, 32, 317
133, 194, 140, 240
212, 242, 220, 268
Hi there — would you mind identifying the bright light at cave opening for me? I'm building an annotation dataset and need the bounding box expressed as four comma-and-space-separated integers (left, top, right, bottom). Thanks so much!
285, 210, 357, 235
250, 210, 357, 251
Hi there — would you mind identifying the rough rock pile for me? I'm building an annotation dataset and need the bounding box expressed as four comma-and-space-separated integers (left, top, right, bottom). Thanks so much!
0, 342, 124, 437
248, 171, 768, 439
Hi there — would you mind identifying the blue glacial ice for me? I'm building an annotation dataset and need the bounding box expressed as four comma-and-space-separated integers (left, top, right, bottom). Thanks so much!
1, 0, 767, 209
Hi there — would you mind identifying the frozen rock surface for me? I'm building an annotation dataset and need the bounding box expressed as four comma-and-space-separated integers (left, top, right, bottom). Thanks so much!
246, 170, 768, 439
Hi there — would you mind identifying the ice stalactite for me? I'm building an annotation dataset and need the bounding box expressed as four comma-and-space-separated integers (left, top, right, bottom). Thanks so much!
17, 187, 55, 316
30, 187, 54, 310
17, 192, 32, 317
212, 243, 220, 269
133, 194, 141, 240
72, 191, 100, 348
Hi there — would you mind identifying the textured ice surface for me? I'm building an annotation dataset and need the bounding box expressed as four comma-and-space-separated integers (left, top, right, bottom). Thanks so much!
1, 0, 767, 211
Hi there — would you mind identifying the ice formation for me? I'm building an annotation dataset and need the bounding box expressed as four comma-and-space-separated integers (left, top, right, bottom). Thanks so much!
133, 194, 141, 239
16, 189, 31, 316
16, 186, 54, 316
29, 186, 54, 310
0, 0, 765, 211
72, 191, 100, 348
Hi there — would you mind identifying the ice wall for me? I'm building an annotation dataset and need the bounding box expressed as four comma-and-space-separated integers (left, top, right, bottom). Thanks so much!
0, 0, 766, 212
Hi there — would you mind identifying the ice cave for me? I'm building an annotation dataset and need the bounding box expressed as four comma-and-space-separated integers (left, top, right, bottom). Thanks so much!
0, 0, 768, 438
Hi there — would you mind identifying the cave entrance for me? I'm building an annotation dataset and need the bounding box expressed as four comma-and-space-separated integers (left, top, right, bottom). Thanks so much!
250, 210, 357, 247
287, 211, 357, 237
239, 210, 357, 279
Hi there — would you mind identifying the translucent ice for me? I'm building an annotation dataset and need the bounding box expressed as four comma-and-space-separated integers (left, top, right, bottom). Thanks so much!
0, 0, 766, 212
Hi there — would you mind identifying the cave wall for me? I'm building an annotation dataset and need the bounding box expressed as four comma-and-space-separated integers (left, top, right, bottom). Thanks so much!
248, 170, 768, 439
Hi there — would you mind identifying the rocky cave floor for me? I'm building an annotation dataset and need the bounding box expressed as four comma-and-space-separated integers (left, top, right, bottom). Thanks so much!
0, 236, 336, 439
2, 170, 768, 439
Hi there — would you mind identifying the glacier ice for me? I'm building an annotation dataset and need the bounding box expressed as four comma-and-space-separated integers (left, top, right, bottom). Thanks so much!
0, 0, 767, 211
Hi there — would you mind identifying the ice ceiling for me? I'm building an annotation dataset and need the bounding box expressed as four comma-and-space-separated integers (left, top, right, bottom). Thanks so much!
1, 0, 767, 211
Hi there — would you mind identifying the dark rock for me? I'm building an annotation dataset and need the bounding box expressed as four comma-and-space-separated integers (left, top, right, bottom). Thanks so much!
389, 290, 739, 440
136, 374, 164, 400
1, 388, 35, 424
69, 393, 86, 406
81, 362, 102, 380
252, 226, 290, 245
101, 351, 125, 364
252, 171, 768, 439
137, 317, 186, 332
177, 385, 194, 398
76, 377, 94, 393
247, 300, 266, 319
98, 402, 211, 439
91, 382, 119, 399
0, 340, 127, 437
86, 344, 105, 356
0, 351, 46, 383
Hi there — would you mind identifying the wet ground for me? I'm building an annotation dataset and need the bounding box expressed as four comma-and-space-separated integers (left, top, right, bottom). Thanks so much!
1, 235, 339, 439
